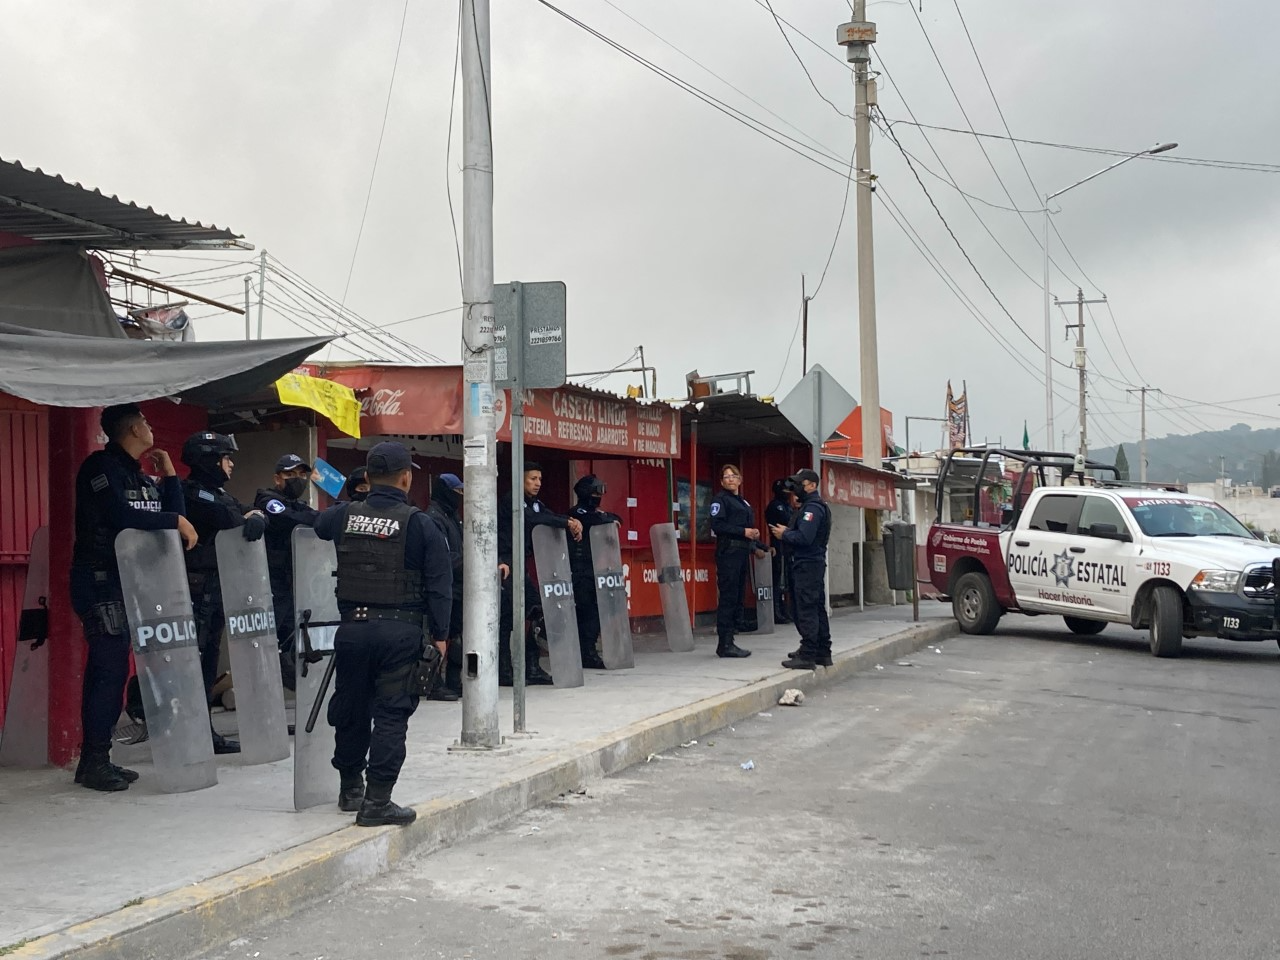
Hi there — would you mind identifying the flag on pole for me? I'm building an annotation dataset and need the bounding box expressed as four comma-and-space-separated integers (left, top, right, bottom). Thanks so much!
1022, 421, 1030, 451
946, 381, 968, 449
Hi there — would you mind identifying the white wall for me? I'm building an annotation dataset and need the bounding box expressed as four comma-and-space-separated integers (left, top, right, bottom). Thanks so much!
828, 502, 861, 596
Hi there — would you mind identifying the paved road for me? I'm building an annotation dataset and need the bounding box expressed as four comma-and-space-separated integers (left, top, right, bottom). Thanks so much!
194, 619, 1280, 960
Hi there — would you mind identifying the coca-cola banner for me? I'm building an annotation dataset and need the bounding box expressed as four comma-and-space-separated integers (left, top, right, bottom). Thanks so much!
496, 386, 680, 459
822, 459, 898, 512
300, 364, 464, 437
297, 364, 679, 459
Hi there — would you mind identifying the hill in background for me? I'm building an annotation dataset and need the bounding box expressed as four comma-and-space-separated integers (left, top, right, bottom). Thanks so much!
1091, 424, 1280, 487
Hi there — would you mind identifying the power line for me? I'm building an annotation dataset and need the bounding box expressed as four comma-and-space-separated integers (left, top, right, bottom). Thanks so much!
809, 111, 856, 302
341, 0, 412, 307
759, 0, 853, 119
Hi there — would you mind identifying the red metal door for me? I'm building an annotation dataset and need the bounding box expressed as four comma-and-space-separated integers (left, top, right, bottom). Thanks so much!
0, 397, 49, 720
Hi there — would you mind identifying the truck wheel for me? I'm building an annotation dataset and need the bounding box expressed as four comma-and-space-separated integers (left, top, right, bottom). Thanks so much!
953, 572, 1001, 635
1149, 585, 1184, 658
1064, 616, 1106, 636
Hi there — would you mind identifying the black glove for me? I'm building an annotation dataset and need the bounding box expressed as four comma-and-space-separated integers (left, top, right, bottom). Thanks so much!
242, 514, 266, 541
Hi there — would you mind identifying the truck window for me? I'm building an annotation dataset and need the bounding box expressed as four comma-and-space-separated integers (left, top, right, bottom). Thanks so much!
1027, 494, 1081, 533
1078, 496, 1128, 537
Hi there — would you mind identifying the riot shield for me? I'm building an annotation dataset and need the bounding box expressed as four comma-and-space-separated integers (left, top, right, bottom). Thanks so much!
0, 526, 50, 767
531, 525, 584, 688
215, 529, 290, 765
589, 523, 634, 670
649, 523, 695, 653
115, 529, 218, 793
292, 527, 339, 811
751, 551, 776, 636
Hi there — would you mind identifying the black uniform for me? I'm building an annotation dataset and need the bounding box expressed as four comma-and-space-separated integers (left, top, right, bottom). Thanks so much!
779, 490, 832, 659
765, 493, 797, 624
254, 486, 319, 661
184, 470, 259, 703
70, 443, 184, 752
496, 491, 567, 682
709, 490, 763, 644
425, 478, 464, 691
568, 501, 622, 665
314, 486, 452, 787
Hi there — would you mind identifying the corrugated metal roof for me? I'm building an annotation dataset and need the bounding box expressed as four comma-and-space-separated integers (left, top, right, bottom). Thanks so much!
0, 157, 244, 249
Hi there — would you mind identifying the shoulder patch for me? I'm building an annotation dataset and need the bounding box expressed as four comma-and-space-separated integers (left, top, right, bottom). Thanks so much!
803, 511, 814, 522
198, 489, 216, 501
710, 502, 722, 517
265, 499, 286, 515
532, 502, 541, 513
90, 474, 109, 493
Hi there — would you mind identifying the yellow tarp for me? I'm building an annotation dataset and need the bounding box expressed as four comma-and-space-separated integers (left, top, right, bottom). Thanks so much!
275, 373, 361, 438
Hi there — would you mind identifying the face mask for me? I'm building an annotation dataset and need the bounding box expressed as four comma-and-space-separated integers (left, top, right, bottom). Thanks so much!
586, 494, 603, 510
283, 477, 308, 499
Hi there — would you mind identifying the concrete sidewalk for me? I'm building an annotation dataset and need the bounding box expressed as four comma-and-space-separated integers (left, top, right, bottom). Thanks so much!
1, 604, 956, 958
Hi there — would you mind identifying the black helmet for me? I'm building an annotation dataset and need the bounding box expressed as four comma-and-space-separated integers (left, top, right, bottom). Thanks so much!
181, 431, 238, 468
773, 478, 789, 497
574, 474, 606, 499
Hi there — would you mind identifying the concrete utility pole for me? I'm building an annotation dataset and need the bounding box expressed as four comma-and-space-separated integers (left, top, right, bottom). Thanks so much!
1058, 288, 1106, 461
459, 0, 501, 749
255, 249, 267, 340
244, 275, 252, 342
838, 4, 881, 472
1126, 385, 1160, 484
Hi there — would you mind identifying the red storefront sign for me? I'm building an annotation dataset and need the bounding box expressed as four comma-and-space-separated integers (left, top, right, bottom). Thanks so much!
822, 459, 898, 511
496, 387, 680, 459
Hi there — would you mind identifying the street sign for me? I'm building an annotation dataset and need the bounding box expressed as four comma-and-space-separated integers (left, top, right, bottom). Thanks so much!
777, 363, 857, 449
493, 281, 567, 390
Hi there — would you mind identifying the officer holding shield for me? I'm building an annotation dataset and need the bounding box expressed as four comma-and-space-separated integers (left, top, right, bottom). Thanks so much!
70, 404, 197, 791
255, 454, 319, 688
181, 431, 269, 754
314, 442, 452, 826
568, 474, 621, 670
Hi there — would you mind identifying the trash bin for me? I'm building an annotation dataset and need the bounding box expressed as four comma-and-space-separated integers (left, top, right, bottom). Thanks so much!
882, 521, 917, 593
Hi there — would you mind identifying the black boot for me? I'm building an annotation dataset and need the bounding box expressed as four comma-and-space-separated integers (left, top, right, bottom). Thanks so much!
782, 647, 819, 670
211, 728, 241, 755
427, 686, 461, 701
526, 664, 555, 685
75, 751, 139, 785
76, 745, 130, 792
338, 771, 365, 813
581, 649, 608, 670
716, 636, 751, 659
356, 780, 417, 827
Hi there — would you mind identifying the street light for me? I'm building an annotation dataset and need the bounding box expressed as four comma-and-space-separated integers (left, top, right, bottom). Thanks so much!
1042, 142, 1177, 445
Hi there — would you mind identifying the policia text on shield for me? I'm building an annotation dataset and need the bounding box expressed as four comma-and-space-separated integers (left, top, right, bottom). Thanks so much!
313, 441, 453, 826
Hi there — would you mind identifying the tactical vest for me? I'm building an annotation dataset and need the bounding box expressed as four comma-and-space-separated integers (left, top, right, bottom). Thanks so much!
183, 479, 241, 575
85, 472, 162, 571
335, 501, 424, 608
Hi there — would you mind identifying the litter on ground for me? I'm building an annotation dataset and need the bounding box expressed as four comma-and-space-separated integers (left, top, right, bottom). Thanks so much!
778, 689, 805, 706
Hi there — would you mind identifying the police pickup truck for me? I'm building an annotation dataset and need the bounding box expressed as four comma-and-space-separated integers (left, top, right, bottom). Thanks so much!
928, 448, 1280, 657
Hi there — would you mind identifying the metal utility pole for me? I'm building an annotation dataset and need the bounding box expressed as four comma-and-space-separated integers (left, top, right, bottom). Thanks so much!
838, 6, 881, 471
1058, 288, 1105, 461
243, 275, 252, 341
801, 275, 809, 376
1126, 385, 1159, 484
459, 0, 501, 749
255, 249, 267, 340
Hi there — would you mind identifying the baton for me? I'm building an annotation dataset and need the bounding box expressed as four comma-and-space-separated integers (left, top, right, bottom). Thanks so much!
305, 648, 338, 735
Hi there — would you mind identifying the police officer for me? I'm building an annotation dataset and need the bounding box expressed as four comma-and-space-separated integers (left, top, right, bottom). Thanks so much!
70, 403, 197, 791
568, 474, 622, 671
425, 472, 465, 700
181, 431, 270, 753
765, 479, 796, 625
497, 462, 580, 685
314, 442, 452, 826
709, 464, 765, 659
255, 453, 319, 689
769, 468, 832, 669
343, 467, 370, 502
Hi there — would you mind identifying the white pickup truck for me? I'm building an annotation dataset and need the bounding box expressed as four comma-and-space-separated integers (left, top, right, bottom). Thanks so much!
927, 449, 1280, 657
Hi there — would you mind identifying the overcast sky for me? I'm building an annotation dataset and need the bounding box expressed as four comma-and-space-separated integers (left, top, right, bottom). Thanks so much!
4, 0, 1278, 453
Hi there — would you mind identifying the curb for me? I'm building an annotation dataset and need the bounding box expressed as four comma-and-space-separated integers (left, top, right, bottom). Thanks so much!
12, 619, 958, 960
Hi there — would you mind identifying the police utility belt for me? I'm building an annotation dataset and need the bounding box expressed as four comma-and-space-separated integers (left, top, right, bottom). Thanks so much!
341, 606, 423, 626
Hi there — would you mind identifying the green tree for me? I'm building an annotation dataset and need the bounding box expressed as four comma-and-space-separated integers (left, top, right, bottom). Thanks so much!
1114, 444, 1130, 481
